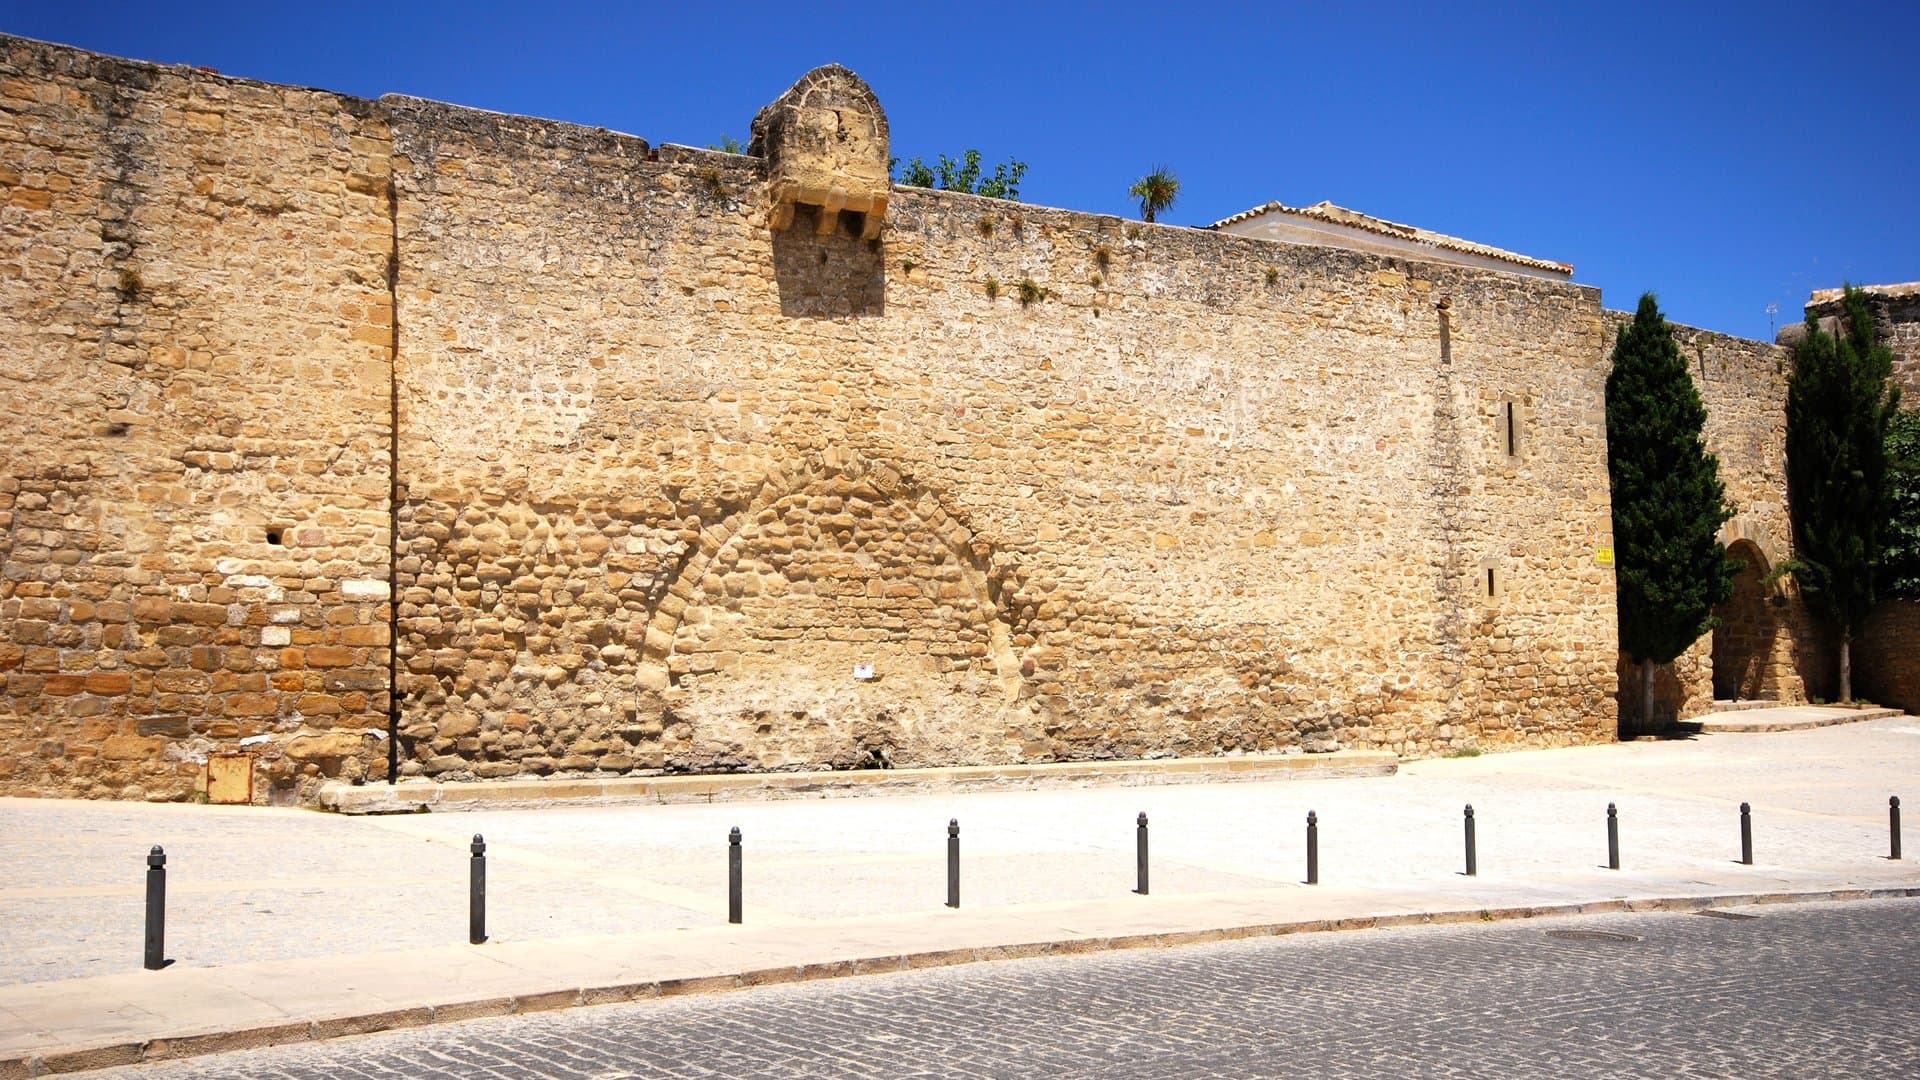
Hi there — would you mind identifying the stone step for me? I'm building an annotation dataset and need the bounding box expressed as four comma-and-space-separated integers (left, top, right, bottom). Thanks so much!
317, 750, 1399, 814
1691, 705, 1902, 733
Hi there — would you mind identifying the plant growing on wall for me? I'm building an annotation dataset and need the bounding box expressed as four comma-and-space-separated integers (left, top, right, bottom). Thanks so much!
1883, 409, 1920, 599
1786, 285, 1902, 700
1129, 166, 1179, 223
708, 134, 745, 153
890, 150, 1028, 201
1606, 293, 1736, 733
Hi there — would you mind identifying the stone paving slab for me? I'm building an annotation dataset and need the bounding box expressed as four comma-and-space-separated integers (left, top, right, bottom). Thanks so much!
315, 750, 1399, 813
1689, 705, 1899, 732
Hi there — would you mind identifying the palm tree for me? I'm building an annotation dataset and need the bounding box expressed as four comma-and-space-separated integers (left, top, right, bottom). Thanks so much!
1130, 166, 1179, 223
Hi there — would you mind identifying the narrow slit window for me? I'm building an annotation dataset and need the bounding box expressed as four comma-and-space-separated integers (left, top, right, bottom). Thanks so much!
1504, 401, 1516, 457
1486, 567, 1496, 598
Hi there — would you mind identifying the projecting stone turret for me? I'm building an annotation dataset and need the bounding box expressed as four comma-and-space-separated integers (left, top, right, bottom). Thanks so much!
749, 64, 889, 240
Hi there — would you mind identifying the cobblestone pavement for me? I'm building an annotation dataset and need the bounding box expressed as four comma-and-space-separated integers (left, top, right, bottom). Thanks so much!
4, 718, 1917, 984
96, 898, 1920, 1079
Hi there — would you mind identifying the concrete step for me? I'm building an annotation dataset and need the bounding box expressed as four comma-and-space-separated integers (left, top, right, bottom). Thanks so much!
1691, 705, 1902, 733
317, 750, 1399, 814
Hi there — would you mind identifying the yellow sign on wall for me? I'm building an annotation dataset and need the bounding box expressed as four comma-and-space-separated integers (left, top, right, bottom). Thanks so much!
1595, 546, 1615, 566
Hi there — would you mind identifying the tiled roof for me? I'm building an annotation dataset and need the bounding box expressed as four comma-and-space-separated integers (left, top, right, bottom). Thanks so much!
1210, 200, 1571, 275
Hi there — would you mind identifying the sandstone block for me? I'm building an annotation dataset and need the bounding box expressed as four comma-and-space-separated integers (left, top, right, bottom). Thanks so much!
306, 645, 356, 667
287, 732, 370, 761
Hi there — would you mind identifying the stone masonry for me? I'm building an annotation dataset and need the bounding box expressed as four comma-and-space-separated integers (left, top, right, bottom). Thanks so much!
4, 33, 1896, 803
1606, 318, 1834, 722
1, 38, 392, 803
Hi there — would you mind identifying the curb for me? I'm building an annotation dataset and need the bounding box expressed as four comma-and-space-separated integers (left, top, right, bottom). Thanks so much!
316, 750, 1399, 814
1690, 706, 1902, 733
9, 885, 1917, 1077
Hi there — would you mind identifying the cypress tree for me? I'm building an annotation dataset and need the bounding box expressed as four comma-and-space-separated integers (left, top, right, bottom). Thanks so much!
1785, 285, 1901, 701
1606, 293, 1736, 733
1883, 409, 1920, 600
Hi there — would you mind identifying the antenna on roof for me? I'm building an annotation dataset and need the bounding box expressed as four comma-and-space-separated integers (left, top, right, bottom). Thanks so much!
1766, 302, 1778, 338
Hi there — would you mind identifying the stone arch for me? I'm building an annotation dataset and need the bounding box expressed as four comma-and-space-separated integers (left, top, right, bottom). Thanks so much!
1712, 538, 1782, 701
638, 448, 1019, 696
1717, 515, 1785, 574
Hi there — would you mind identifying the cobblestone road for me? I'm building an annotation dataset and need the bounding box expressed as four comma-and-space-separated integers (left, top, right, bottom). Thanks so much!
99, 898, 1920, 1079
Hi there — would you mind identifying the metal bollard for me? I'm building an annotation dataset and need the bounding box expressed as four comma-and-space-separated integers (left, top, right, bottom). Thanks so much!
946, 819, 960, 909
1891, 796, 1902, 861
469, 834, 487, 944
1739, 802, 1753, 865
1463, 804, 1477, 876
1134, 812, 1149, 895
728, 827, 743, 924
144, 845, 166, 970
1306, 810, 1319, 885
1607, 803, 1620, 871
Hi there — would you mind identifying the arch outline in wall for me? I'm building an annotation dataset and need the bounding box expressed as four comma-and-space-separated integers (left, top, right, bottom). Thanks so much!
638, 446, 1021, 698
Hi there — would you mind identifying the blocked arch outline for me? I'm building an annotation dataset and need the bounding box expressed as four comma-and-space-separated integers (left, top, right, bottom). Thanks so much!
1712, 536, 1779, 702
639, 449, 1019, 694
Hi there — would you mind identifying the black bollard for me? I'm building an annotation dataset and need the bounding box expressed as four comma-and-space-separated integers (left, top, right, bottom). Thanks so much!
1306, 810, 1319, 885
946, 819, 960, 909
143, 845, 166, 970
1606, 803, 1620, 871
728, 827, 743, 924
1891, 796, 1903, 861
469, 834, 487, 944
1463, 804, 1477, 876
1739, 802, 1753, 865
1134, 812, 1149, 895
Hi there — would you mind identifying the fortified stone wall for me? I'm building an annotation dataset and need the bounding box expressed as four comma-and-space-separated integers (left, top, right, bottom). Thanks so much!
1, 37, 1626, 802
1792, 282, 1920, 708
0, 36, 393, 802
1604, 313, 1830, 722
381, 72, 1619, 782
1858, 600, 1920, 711
1802, 283, 1920, 401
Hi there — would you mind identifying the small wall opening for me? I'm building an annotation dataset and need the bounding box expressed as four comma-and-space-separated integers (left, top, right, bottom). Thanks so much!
1496, 396, 1525, 461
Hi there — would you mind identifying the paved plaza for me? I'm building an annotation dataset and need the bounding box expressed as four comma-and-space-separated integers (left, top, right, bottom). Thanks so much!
2, 715, 1918, 1073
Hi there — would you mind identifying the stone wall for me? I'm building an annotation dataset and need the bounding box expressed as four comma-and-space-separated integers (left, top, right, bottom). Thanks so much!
383, 78, 1619, 781
1788, 284, 1920, 709
1857, 600, 1920, 711
1602, 314, 1830, 723
2, 38, 1629, 802
1802, 282, 1920, 401
0, 37, 393, 802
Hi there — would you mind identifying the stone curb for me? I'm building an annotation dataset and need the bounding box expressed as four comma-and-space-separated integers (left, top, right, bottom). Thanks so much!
316, 750, 1399, 814
8, 885, 1916, 1077
1692, 707, 1900, 733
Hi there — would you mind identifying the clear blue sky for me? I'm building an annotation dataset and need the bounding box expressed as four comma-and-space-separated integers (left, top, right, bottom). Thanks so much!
8, 1, 1915, 340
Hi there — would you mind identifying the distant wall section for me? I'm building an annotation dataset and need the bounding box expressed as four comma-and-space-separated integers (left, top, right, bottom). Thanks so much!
1603, 314, 1830, 723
